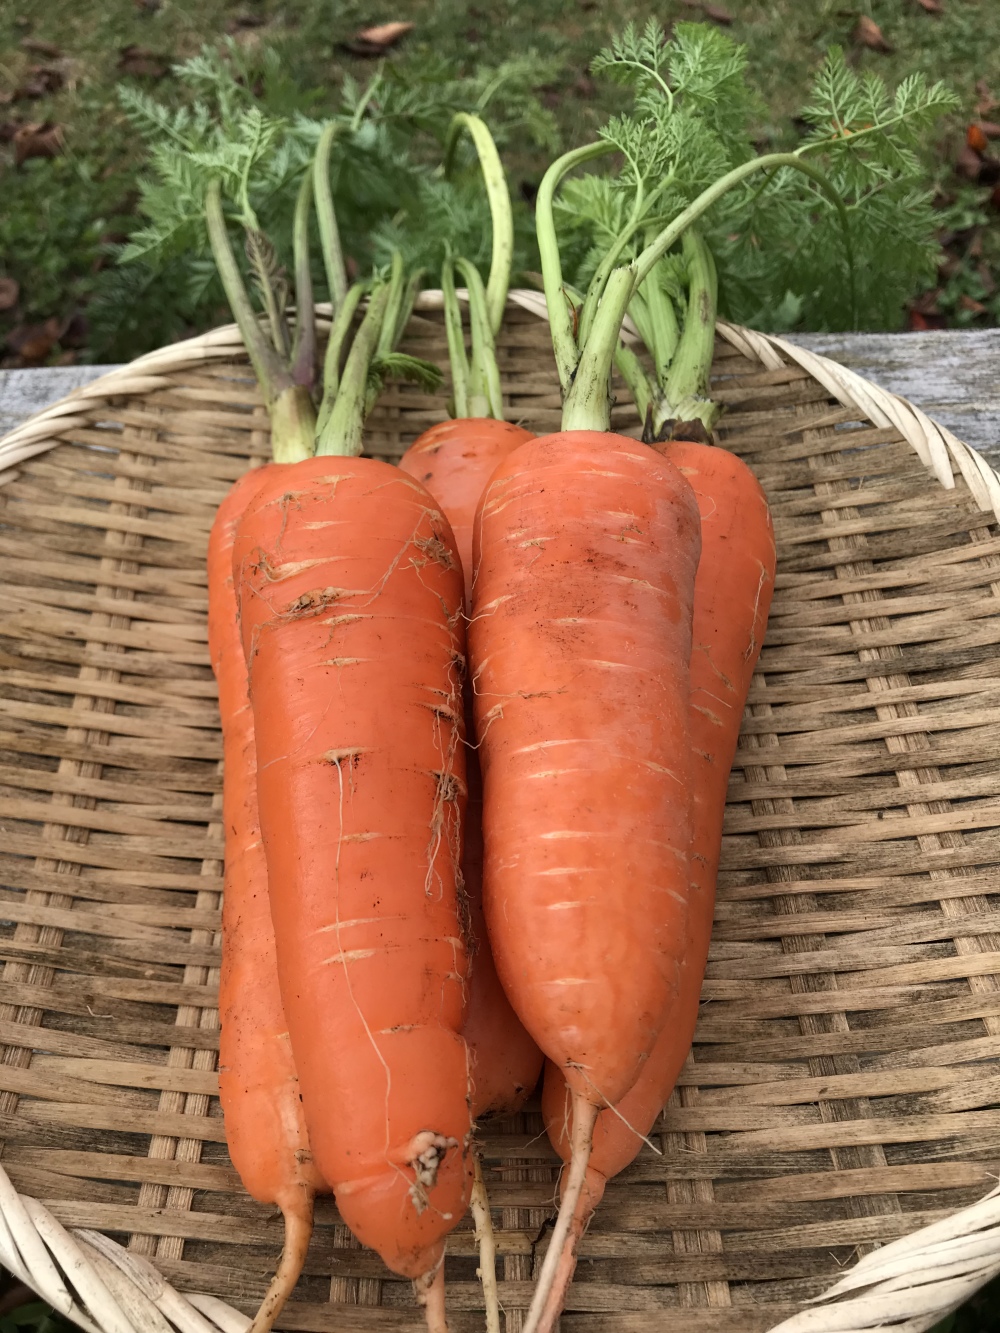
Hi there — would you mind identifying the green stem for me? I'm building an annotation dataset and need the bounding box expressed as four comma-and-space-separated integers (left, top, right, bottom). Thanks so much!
392, 269, 424, 350
314, 122, 349, 312
635, 152, 853, 307
455, 256, 503, 420
205, 180, 291, 411
624, 290, 655, 364
561, 266, 635, 433
376, 251, 405, 362
614, 338, 657, 429
657, 229, 719, 433
641, 237, 679, 382
576, 172, 676, 352
441, 255, 469, 420
316, 281, 365, 436
317, 284, 391, 457
248, 229, 291, 361
444, 113, 513, 336
535, 140, 616, 393
290, 169, 316, 392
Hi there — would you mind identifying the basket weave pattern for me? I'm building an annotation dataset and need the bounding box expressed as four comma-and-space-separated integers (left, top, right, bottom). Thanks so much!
1, 299, 1000, 1331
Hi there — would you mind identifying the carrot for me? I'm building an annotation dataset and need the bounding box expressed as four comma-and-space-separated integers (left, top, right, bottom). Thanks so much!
538, 441, 775, 1320
400, 409, 543, 1121
402, 115, 543, 1333
471, 429, 701, 1332
205, 141, 460, 1325
233, 272, 473, 1302
204, 164, 328, 1333
211, 467, 327, 1333
401, 418, 535, 609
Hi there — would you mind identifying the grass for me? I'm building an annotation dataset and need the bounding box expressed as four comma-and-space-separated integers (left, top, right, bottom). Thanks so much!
1, 0, 1000, 362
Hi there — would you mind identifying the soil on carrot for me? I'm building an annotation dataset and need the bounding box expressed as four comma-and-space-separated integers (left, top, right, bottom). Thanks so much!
1, 0, 999, 366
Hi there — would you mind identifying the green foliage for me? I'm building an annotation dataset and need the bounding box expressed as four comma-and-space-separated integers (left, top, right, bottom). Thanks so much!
87, 40, 555, 358
0, 1301, 74, 1333
560, 22, 959, 332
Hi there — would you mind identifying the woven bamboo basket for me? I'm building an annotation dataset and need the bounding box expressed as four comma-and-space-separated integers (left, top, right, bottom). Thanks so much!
2, 292, 1000, 1333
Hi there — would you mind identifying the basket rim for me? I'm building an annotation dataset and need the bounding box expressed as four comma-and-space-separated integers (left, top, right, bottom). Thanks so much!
2, 290, 1000, 1332
0, 289, 998, 522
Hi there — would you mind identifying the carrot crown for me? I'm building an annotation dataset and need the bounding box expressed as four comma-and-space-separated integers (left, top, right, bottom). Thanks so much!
204, 179, 315, 464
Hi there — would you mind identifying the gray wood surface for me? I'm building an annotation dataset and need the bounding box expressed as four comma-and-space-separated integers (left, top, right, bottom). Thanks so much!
1, 328, 998, 465
791, 328, 1000, 465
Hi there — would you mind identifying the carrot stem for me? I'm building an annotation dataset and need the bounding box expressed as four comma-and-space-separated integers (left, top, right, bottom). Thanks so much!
204, 179, 293, 413
454, 256, 503, 421
640, 232, 680, 382
441, 254, 469, 419
444, 113, 514, 336
317, 281, 365, 434
534, 140, 615, 393
522, 1093, 599, 1333
314, 122, 349, 312
560, 265, 634, 432
655, 229, 719, 434
316, 282, 390, 457
290, 169, 317, 394
470, 1153, 501, 1333
248, 1192, 314, 1333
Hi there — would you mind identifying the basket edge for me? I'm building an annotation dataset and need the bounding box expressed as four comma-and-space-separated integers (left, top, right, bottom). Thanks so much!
0, 295, 997, 522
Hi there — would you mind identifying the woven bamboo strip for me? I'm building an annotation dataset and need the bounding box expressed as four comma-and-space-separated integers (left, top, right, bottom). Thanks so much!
0, 297, 998, 1331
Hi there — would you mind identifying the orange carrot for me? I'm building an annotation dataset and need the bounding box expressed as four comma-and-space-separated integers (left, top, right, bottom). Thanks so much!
401, 419, 534, 608
233, 453, 474, 1288
470, 429, 701, 1328
400, 418, 543, 1122
538, 442, 775, 1323
211, 465, 326, 1333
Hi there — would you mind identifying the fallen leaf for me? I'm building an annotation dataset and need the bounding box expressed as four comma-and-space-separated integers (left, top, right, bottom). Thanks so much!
977, 263, 996, 296
6, 315, 63, 365
853, 16, 892, 51
955, 144, 983, 181
958, 294, 987, 315
341, 20, 414, 56
967, 123, 989, 154
20, 37, 62, 57
977, 120, 1000, 139
703, 3, 734, 23
915, 0, 942, 11
14, 63, 64, 99
117, 45, 169, 78
968, 231, 984, 259
12, 120, 64, 166
225, 12, 268, 30
0, 277, 19, 312
908, 309, 932, 330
